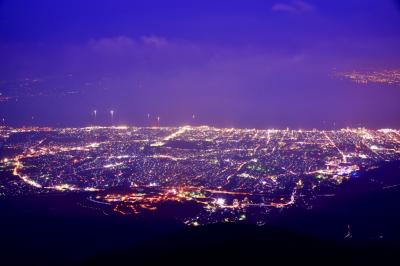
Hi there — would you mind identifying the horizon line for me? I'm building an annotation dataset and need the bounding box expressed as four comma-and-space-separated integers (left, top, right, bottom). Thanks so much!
2, 124, 399, 132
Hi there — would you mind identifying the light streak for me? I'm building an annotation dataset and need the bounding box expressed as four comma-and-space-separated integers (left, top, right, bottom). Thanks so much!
323, 131, 347, 163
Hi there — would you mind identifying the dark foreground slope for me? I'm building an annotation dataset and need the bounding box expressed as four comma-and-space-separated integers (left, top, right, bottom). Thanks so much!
0, 194, 182, 266
85, 223, 400, 265
85, 162, 400, 265
1, 162, 400, 265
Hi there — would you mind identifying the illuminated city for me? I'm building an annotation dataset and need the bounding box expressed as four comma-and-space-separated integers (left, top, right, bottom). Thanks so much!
1, 125, 399, 225
335, 69, 400, 86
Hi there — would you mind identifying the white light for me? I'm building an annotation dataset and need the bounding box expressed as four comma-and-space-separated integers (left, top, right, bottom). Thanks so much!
103, 162, 123, 168
115, 126, 128, 130
215, 198, 225, 206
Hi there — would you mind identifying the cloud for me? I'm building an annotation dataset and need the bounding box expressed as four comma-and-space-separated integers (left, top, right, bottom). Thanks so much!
140, 35, 168, 48
89, 36, 137, 53
272, 3, 297, 12
88, 35, 170, 54
272, 0, 314, 13
2, 33, 317, 95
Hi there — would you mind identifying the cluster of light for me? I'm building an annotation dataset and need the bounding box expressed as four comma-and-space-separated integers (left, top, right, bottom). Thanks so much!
2, 125, 399, 226
335, 69, 400, 85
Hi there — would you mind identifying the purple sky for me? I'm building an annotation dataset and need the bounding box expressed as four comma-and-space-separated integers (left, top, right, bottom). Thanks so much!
1, 0, 400, 128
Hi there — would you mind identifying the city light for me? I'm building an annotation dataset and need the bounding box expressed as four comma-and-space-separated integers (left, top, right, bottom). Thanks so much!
1, 125, 399, 225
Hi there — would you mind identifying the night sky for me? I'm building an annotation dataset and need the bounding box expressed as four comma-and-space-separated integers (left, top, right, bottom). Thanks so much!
1, 0, 400, 128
